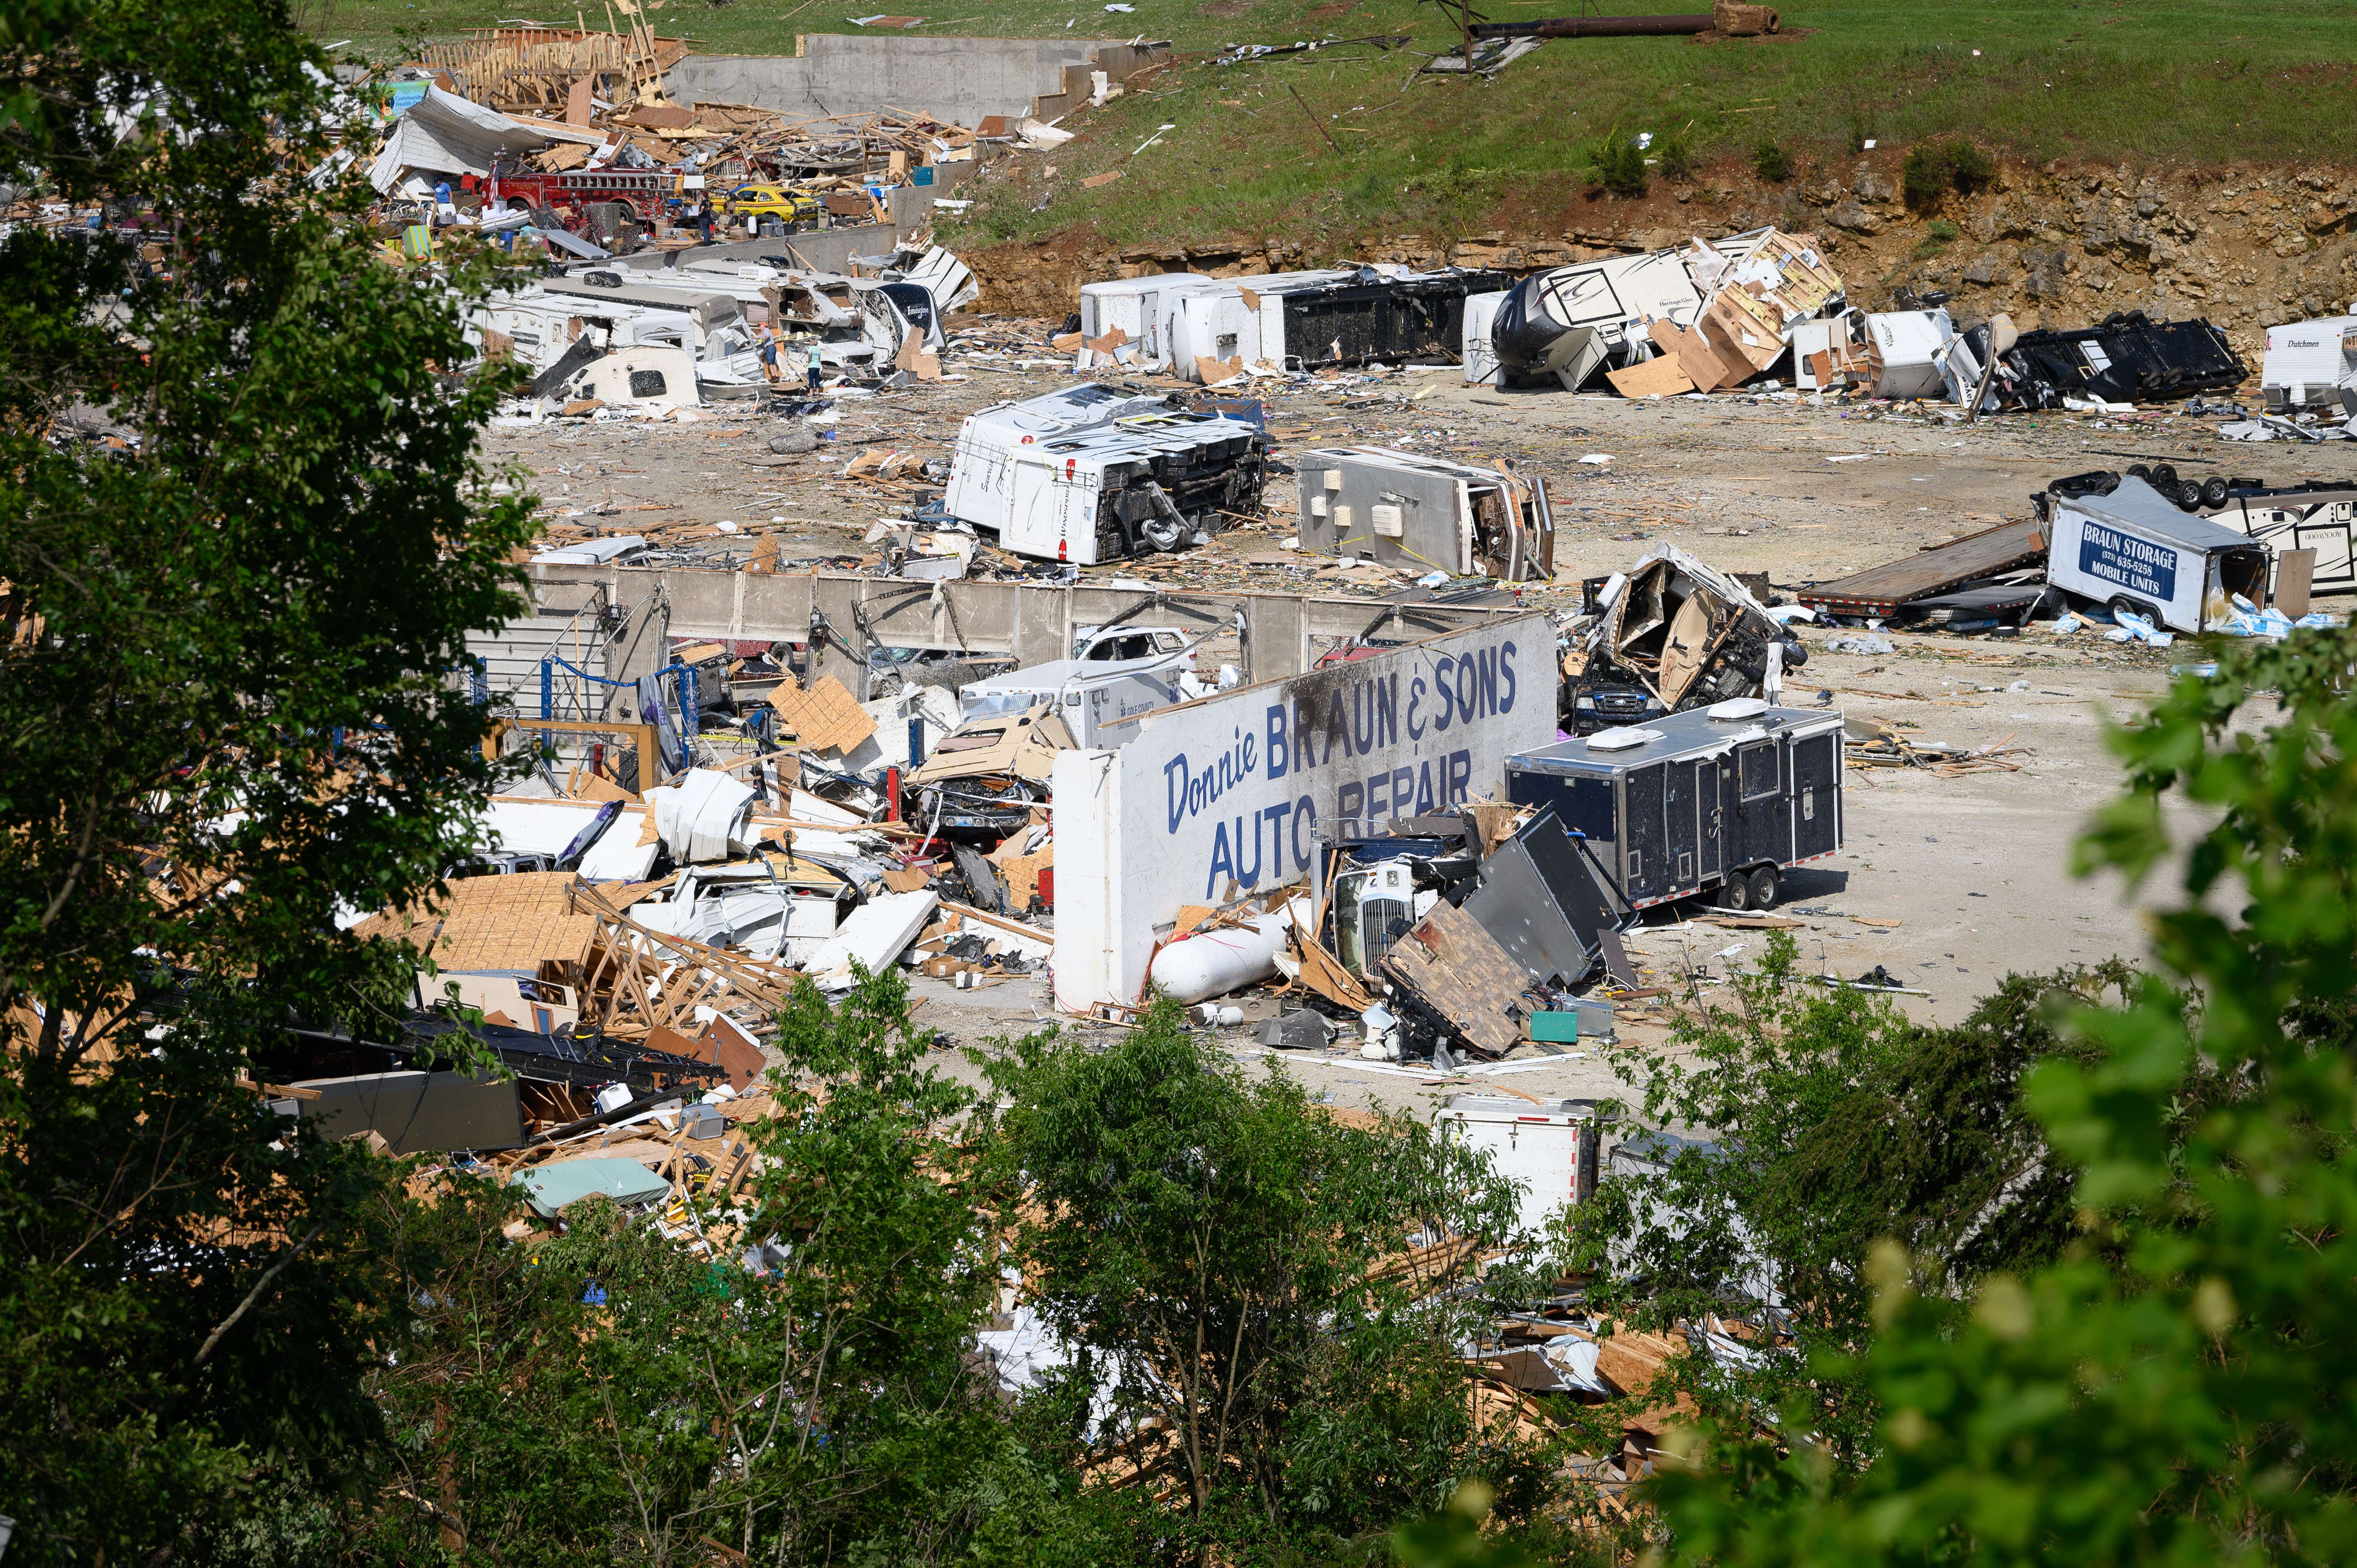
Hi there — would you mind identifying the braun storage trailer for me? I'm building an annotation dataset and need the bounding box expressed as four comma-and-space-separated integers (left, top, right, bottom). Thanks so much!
1504, 702, 1843, 912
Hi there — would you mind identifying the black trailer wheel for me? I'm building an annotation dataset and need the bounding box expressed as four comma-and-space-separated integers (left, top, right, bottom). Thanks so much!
1747, 864, 1781, 911
1722, 869, 1755, 912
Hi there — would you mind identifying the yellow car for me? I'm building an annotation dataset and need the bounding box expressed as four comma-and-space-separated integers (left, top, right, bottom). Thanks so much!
715, 183, 820, 225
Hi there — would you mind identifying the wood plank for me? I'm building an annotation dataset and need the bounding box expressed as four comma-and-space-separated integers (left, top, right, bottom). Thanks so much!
1797, 518, 2048, 615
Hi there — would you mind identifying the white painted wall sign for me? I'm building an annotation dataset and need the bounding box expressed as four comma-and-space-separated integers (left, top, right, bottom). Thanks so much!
1051, 614, 1557, 1008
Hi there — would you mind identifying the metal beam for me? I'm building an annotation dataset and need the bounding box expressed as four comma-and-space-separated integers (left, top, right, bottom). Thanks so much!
516, 565, 1535, 685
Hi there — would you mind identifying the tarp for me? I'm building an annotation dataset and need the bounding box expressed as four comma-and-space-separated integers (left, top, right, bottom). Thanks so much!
369, 84, 551, 194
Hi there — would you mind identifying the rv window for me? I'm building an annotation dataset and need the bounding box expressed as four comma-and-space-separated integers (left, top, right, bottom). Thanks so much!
1739, 744, 1778, 801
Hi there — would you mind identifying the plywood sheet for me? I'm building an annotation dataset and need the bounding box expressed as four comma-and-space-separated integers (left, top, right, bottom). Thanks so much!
1378, 899, 1530, 1057
768, 675, 877, 755
353, 871, 597, 973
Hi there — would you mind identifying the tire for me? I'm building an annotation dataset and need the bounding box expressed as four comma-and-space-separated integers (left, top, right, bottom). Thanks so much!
1748, 864, 1781, 911
1722, 871, 1754, 912
2151, 462, 2178, 491
2201, 475, 2229, 508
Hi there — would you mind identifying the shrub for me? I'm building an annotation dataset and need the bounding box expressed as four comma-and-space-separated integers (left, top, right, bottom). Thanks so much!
1905, 138, 1997, 210
1902, 142, 1951, 209
1656, 123, 1697, 181
1949, 138, 1997, 194
1753, 139, 1791, 183
1589, 129, 1647, 198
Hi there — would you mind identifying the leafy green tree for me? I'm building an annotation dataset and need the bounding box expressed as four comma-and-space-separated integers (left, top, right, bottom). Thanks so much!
1648, 626, 2357, 1565
1560, 945, 2122, 1459
364, 968, 1047, 1567
974, 1001, 1558, 1563
0, 0, 533, 1558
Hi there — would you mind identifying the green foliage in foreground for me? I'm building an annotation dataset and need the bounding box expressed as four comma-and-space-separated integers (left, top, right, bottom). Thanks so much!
1632, 625, 2357, 1566
0, 0, 532, 1561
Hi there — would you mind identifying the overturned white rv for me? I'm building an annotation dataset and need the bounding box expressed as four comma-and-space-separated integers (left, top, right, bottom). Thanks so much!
943, 383, 1267, 565
1075, 272, 1222, 373
1294, 446, 1555, 581
1492, 228, 1844, 394
1492, 250, 1703, 391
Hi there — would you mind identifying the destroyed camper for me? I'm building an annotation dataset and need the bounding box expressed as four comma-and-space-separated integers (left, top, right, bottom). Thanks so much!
1567, 546, 1807, 735
943, 383, 1267, 563
1295, 446, 1555, 581
1506, 701, 1845, 913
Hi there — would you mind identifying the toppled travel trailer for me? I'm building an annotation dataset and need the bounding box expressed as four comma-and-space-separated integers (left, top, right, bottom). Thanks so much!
1567, 546, 1807, 734
1493, 250, 1702, 391
1267, 266, 1510, 372
1165, 267, 1507, 381
1076, 272, 1219, 373
2040, 474, 2271, 634
2210, 480, 2357, 597
544, 344, 704, 410
1963, 311, 2246, 410
1493, 228, 1841, 393
1507, 701, 1846, 913
2260, 316, 2357, 412
1294, 445, 1555, 581
942, 382, 1267, 563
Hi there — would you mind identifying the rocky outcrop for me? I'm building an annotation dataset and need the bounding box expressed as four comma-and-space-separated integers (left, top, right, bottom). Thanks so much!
961, 154, 2357, 362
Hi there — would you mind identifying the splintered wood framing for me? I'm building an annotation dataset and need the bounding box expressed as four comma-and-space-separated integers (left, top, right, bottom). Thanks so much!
571, 884, 801, 1041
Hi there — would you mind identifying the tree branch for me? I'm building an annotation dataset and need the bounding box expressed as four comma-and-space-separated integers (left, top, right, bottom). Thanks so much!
193, 1215, 328, 1367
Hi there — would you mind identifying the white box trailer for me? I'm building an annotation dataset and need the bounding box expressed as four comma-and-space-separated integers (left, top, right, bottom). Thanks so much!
2260, 315, 2357, 411
1077, 272, 1217, 371
2045, 475, 2272, 633
1433, 1095, 1600, 1239
1294, 445, 1554, 581
943, 383, 1267, 564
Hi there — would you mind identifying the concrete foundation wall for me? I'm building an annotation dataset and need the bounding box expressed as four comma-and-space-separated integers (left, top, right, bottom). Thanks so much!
665, 34, 1166, 129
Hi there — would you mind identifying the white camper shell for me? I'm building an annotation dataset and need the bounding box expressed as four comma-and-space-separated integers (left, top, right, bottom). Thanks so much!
1294, 445, 1555, 581
2259, 315, 2357, 411
942, 383, 1267, 564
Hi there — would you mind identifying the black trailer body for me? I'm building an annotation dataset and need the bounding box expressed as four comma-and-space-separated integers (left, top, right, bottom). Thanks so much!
1275, 270, 1511, 371
1504, 703, 1844, 911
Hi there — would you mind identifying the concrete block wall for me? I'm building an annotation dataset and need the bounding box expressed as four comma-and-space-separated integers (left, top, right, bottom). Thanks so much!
664, 34, 1168, 129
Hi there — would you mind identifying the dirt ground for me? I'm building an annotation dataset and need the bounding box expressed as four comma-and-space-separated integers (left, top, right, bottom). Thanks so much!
483, 326, 2357, 1121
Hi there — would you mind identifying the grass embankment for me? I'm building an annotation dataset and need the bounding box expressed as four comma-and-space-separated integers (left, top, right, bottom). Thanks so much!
310, 0, 2357, 251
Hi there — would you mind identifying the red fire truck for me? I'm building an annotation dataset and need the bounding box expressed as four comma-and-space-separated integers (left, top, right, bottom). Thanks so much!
486, 158, 679, 245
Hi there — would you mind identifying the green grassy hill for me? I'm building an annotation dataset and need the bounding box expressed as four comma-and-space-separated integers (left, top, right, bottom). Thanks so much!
315, 0, 2357, 250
